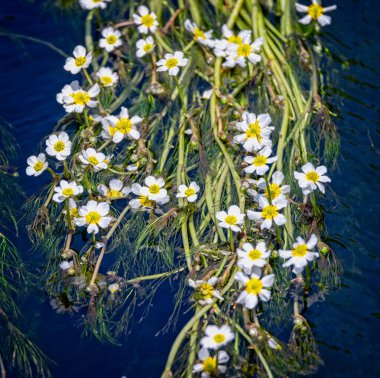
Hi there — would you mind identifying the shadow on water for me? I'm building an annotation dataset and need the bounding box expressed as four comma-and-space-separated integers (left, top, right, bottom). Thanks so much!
0, 0, 379, 377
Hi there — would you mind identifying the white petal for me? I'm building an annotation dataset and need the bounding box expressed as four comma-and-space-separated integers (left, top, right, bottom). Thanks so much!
318, 15, 331, 27
295, 3, 309, 12
298, 15, 312, 24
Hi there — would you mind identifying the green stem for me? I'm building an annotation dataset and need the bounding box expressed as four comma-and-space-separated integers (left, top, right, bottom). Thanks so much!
85, 10, 98, 71
125, 267, 185, 284
161, 267, 237, 377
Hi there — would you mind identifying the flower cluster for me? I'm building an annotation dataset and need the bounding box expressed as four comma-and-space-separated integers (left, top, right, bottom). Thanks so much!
25, 2, 337, 375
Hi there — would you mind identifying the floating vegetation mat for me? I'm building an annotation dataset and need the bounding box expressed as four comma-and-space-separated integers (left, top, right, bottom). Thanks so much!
21, 0, 342, 376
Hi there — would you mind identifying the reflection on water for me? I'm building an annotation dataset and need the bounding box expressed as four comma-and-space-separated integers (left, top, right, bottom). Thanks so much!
0, 0, 379, 376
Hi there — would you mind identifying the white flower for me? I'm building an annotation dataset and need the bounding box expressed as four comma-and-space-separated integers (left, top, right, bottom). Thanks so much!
68, 198, 79, 218
223, 36, 263, 68
140, 176, 167, 201
129, 182, 168, 210
237, 242, 271, 272
132, 5, 159, 34
212, 39, 230, 57
193, 348, 229, 377
244, 147, 278, 176
96, 67, 119, 87
294, 162, 331, 195
235, 268, 275, 309
296, 1, 337, 27
53, 180, 83, 203
64, 45, 92, 74
157, 51, 188, 76
97, 179, 131, 199
268, 338, 281, 350
136, 36, 155, 57
200, 325, 234, 350
234, 269, 275, 309
57, 81, 99, 113
129, 184, 154, 209
222, 24, 251, 45
26, 153, 48, 177
108, 283, 120, 294
176, 182, 200, 203
279, 234, 319, 274
216, 205, 245, 232
127, 163, 139, 172
256, 170, 290, 204
212, 25, 251, 57
79, 0, 111, 10
103, 154, 112, 168
74, 200, 113, 234
99, 27, 122, 52
59, 260, 73, 270
184, 19, 214, 47
188, 276, 223, 305
78, 148, 108, 171
234, 112, 273, 152
247, 196, 287, 230
202, 89, 213, 100
45, 132, 72, 161
101, 107, 141, 143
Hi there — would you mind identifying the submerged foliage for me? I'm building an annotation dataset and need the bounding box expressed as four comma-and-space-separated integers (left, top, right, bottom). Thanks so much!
0, 122, 51, 377
24, 0, 342, 376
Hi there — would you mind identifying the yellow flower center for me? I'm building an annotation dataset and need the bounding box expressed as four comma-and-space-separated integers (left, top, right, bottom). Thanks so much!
108, 126, 117, 137
143, 43, 153, 52
184, 187, 195, 197
33, 161, 44, 172
100, 76, 113, 86
248, 249, 262, 260
253, 155, 267, 166
108, 285, 119, 293
70, 207, 78, 217
115, 118, 132, 134
307, 4, 324, 19
88, 155, 99, 165
149, 184, 161, 194
264, 183, 281, 200
228, 35, 243, 44
62, 188, 74, 197
165, 57, 179, 69
198, 283, 214, 299
71, 91, 90, 106
74, 56, 86, 67
106, 35, 117, 45
224, 215, 237, 225
202, 357, 218, 373
139, 195, 154, 207
245, 120, 262, 141
213, 334, 226, 344
107, 189, 122, 199
54, 141, 66, 152
141, 14, 155, 28
237, 43, 252, 57
85, 211, 101, 224
305, 171, 320, 183
246, 277, 263, 295
194, 28, 206, 40
291, 244, 308, 257
261, 205, 278, 220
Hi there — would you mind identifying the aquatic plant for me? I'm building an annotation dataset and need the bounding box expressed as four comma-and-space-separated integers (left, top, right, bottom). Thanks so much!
24, 0, 342, 376
0, 121, 51, 377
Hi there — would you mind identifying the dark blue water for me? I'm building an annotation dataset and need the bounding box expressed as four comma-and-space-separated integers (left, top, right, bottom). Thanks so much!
0, 0, 379, 377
